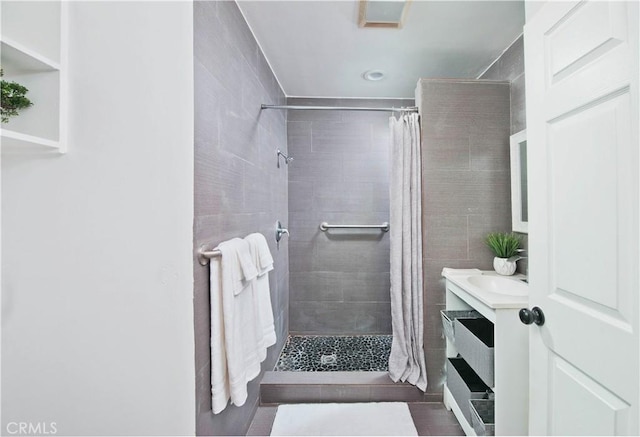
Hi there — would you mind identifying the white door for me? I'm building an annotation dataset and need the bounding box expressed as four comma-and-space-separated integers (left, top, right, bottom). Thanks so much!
525, 1, 639, 435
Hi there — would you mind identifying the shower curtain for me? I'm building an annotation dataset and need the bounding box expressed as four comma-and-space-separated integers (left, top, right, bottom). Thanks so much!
388, 112, 427, 391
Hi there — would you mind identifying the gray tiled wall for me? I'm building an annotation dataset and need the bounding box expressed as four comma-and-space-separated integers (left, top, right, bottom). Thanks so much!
287, 98, 413, 334
480, 35, 526, 135
193, 1, 288, 435
480, 35, 528, 273
417, 79, 511, 395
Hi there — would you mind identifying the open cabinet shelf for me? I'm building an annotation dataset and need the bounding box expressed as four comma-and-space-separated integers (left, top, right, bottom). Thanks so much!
1, 1, 67, 154
1, 128, 61, 151
1, 38, 60, 73
443, 275, 529, 436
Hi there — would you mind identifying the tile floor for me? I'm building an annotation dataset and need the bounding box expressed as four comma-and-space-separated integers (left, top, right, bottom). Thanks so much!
261, 335, 464, 435
246, 402, 464, 436
275, 335, 392, 372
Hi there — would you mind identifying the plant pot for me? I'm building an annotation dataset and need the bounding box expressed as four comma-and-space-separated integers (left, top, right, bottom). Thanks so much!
493, 257, 516, 276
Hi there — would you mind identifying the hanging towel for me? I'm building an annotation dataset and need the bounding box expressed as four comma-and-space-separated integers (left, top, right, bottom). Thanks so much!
232, 240, 258, 295
245, 233, 274, 275
210, 238, 264, 413
245, 233, 277, 355
209, 255, 230, 414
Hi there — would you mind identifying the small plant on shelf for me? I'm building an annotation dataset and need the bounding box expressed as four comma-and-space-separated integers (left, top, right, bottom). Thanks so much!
1, 69, 33, 124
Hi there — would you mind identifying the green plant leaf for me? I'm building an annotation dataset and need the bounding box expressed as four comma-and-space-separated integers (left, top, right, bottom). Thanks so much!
1, 69, 33, 123
484, 232, 522, 258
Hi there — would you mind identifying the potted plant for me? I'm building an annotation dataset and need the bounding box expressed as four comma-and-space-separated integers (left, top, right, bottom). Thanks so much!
485, 232, 522, 275
1, 69, 33, 123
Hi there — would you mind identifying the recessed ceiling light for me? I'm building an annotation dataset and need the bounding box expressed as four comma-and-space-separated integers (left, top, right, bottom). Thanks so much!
363, 70, 385, 81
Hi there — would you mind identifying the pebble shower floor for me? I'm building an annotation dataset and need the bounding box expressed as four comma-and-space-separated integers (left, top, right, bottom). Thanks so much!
275, 335, 392, 371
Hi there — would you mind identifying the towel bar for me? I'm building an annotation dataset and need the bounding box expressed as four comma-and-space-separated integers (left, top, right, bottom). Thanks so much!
319, 222, 390, 232
198, 245, 221, 266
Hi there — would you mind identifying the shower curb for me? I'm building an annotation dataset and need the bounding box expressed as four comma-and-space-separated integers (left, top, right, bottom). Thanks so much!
260, 371, 442, 405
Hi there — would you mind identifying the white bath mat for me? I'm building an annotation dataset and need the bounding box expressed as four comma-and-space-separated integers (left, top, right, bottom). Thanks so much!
270, 402, 418, 436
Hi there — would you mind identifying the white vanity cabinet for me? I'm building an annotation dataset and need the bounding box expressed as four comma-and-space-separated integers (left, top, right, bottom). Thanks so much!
443, 272, 529, 436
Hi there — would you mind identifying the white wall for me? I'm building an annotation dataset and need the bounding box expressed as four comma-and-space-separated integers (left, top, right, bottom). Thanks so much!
525, 0, 546, 22
1, 2, 195, 435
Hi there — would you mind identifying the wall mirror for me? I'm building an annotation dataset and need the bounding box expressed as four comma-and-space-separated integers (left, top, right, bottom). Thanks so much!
510, 130, 528, 233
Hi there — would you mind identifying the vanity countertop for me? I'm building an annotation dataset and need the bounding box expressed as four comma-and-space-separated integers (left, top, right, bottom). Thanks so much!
442, 270, 528, 309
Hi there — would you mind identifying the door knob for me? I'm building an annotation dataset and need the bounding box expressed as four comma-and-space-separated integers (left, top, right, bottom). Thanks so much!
519, 306, 545, 326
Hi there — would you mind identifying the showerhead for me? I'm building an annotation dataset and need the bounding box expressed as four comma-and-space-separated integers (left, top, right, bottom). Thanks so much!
277, 149, 293, 168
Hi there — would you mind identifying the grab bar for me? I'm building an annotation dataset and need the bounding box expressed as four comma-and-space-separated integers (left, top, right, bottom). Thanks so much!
319, 222, 390, 232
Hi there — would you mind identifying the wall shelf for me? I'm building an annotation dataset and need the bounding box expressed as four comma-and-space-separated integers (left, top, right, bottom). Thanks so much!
1, 1, 68, 154
1, 128, 61, 152
1, 38, 60, 73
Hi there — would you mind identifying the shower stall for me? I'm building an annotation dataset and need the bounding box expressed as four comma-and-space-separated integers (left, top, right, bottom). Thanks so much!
271, 97, 415, 373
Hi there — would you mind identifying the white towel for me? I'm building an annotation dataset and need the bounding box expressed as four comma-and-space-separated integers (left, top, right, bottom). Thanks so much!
210, 238, 264, 413
245, 233, 277, 354
232, 239, 258, 295
441, 268, 482, 277
209, 255, 230, 414
245, 233, 274, 275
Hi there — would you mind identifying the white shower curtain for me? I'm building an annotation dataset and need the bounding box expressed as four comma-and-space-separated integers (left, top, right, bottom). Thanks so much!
388, 112, 427, 391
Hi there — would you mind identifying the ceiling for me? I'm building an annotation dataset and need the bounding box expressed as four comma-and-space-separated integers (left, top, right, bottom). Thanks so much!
237, 1, 525, 99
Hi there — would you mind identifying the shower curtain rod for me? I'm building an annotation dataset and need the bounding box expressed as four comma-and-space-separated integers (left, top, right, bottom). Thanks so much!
261, 104, 418, 113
